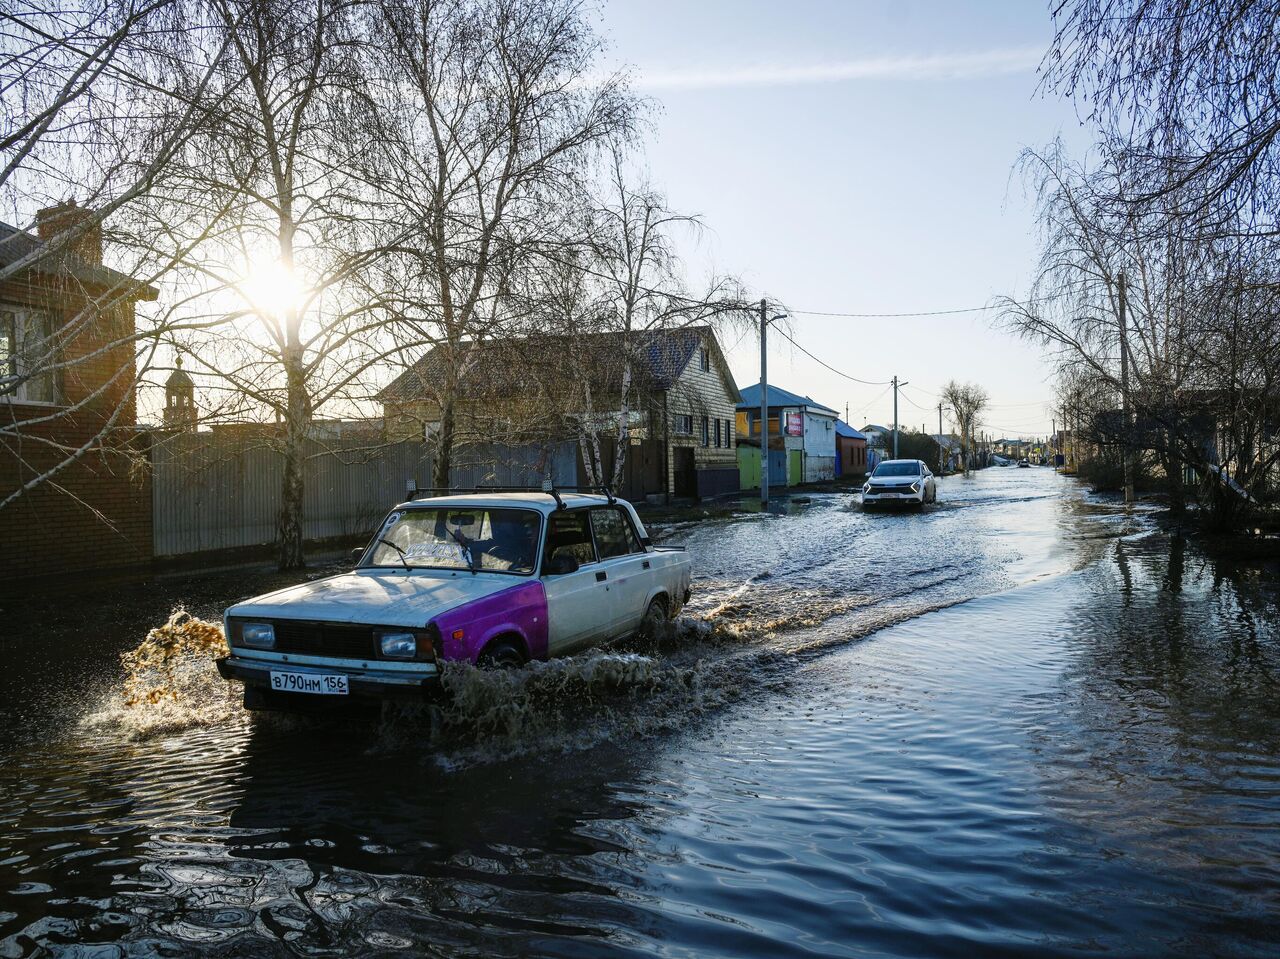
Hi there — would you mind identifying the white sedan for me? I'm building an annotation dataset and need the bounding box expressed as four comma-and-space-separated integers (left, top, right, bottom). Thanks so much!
217, 491, 691, 711
861, 459, 937, 509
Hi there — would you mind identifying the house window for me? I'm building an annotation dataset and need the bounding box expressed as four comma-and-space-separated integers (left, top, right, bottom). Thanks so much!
699, 348, 709, 372
714, 419, 721, 448
673, 413, 693, 435
725, 418, 733, 445
700, 415, 709, 447
1, 306, 55, 403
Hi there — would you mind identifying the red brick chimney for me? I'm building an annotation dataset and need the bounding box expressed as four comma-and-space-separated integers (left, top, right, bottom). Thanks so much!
34, 199, 102, 266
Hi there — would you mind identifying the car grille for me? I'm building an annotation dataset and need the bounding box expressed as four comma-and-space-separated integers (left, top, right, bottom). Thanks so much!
272, 621, 377, 659
869, 485, 905, 494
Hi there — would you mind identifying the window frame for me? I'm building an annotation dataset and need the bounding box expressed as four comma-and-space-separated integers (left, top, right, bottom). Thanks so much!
672, 413, 693, 435
699, 348, 709, 372
542, 507, 599, 570
364, 505, 545, 576
1, 304, 57, 406
588, 505, 645, 560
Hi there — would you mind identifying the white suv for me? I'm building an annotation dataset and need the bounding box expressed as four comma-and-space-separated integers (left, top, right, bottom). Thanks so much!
862, 459, 936, 509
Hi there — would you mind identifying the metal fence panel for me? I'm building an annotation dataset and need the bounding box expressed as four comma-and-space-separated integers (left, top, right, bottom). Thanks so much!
152, 435, 578, 557
152, 434, 432, 557
449, 441, 578, 489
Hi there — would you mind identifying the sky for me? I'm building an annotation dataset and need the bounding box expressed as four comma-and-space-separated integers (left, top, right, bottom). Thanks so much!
597, 0, 1094, 438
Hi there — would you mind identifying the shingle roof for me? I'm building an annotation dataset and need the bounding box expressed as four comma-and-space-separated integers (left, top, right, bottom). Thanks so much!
736, 382, 838, 415
0, 221, 158, 300
377, 325, 731, 403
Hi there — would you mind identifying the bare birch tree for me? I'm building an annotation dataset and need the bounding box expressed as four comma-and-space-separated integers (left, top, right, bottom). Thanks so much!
368, 0, 634, 488
1044, 0, 1280, 237
139, 0, 397, 570
940, 380, 987, 476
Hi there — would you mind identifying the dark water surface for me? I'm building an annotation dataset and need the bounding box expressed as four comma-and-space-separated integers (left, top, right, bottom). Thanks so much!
3, 469, 1279, 956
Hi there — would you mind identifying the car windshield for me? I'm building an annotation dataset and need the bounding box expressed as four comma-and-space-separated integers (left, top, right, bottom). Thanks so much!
873, 462, 920, 478
367, 507, 540, 574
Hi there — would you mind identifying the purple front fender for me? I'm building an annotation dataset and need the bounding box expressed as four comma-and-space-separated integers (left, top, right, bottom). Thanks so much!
432, 580, 550, 664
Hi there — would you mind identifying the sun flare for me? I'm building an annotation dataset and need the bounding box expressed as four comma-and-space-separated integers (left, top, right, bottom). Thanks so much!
238, 257, 308, 320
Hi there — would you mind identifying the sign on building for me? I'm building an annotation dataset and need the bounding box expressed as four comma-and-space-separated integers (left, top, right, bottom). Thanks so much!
785, 411, 803, 436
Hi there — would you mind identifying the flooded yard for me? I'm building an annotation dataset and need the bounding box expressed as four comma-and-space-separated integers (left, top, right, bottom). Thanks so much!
2, 468, 1279, 956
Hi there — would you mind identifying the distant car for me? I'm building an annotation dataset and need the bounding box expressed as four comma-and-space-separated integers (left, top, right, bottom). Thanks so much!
862, 459, 936, 509
216, 491, 691, 711
1018, 459, 1031, 468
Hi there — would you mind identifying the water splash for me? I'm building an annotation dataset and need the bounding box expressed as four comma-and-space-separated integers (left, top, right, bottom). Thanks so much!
83, 608, 241, 739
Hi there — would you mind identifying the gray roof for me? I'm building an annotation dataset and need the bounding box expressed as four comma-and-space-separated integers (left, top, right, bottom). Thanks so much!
378, 325, 739, 404
737, 382, 837, 415
0, 221, 158, 300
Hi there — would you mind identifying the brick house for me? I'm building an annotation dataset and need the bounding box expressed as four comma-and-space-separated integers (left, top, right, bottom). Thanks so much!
1, 202, 158, 587
378, 325, 741, 501
834, 420, 868, 477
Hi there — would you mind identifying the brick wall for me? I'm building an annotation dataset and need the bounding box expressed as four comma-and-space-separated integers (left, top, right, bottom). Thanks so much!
1, 277, 152, 590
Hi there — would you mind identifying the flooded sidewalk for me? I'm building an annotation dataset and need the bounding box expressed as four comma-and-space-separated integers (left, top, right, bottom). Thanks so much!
1, 469, 1278, 956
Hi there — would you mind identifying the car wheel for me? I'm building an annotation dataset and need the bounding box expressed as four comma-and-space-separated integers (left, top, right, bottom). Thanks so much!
478, 638, 526, 670
638, 596, 670, 642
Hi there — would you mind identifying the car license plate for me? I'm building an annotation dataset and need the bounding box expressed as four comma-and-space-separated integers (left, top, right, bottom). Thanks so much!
269, 670, 349, 695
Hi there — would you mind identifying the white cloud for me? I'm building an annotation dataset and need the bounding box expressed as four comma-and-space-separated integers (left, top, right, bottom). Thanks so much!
634, 47, 1043, 91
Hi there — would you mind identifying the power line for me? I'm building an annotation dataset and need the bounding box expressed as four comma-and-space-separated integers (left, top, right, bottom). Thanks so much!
861, 382, 895, 415
772, 325, 892, 386
896, 386, 935, 413
790, 304, 994, 318
786, 292, 1063, 319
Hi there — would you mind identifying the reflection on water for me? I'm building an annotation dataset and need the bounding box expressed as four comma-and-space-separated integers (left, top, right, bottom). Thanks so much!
2, 469, 1279, 956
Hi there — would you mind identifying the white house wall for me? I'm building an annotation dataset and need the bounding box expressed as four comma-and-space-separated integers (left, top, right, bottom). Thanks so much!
803, 411, 837, 458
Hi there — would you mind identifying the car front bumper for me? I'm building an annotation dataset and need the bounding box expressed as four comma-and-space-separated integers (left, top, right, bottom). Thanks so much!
862, 490, 925, 506
216, 654, 440, 699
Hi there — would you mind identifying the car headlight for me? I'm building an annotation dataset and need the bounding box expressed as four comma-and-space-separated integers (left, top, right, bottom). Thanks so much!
241, 622, 275, 649
863, 483, 872, 493
910, 482, 920, 493
378, 631, 417, 659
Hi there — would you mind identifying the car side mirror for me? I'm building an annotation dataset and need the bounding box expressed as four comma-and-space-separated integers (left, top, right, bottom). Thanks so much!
545, 554, 579, 575
350, 546, 365, 566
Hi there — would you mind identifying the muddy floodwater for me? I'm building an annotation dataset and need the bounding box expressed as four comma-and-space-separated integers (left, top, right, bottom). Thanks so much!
2, 469, 1280, 956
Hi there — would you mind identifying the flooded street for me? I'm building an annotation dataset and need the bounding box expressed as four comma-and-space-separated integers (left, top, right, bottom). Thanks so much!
2, 468, 1279, 957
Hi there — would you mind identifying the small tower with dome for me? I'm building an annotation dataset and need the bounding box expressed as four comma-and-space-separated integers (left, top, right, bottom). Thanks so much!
163, 353, 197, 429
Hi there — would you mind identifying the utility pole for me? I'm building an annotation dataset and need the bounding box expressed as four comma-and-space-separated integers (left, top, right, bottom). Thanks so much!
937, 402, 944, 474
759, 298, 769, 507
1118, 272, 1134, 505
1051, 416, 1056, 472
891, 375, 908, 458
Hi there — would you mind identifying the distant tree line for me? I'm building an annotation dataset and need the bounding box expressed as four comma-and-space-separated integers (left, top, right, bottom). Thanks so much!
1004, 0, 1280, 531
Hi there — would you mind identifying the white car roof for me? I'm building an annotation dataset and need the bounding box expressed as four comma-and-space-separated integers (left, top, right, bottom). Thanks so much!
392, 491, 621, 514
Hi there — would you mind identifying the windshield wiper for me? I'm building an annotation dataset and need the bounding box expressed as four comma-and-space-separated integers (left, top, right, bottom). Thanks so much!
446, 527, 479, 575
378, 537, 411, 572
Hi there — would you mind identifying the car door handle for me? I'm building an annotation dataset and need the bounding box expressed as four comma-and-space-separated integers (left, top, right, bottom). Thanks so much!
595, 571, 607, 582
642, 560, 650, 569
